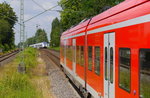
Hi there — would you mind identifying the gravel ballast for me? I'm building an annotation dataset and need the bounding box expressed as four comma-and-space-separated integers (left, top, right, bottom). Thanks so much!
41, 50, 81, 98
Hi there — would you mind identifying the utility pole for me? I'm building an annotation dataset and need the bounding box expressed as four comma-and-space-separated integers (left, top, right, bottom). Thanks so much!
18, 0, 26, 73
20, 0, 25, 49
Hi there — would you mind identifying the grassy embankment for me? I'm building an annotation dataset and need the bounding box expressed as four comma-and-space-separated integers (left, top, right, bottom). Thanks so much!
0, 47, 53, 98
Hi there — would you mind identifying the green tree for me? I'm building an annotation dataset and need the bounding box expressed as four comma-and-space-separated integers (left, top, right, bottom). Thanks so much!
35, 29, 48, 43
26, 36, 36, 46
59, 0, 124, 31
0, 2, 17, 51
0, 20, 11, 44
0, 2, 17, 27
25, 29, 48, 46
59, 0, 82, 31
50, 18, 61, 47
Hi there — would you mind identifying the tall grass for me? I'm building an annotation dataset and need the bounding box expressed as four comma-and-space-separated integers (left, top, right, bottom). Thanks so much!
17, 47, 38, 75
0, 47, 42, 98
0, 72, 40, 98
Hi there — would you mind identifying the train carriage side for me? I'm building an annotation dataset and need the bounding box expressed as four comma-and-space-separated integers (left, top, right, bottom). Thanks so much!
86, 1, 150, 98
60, 20, 91, 90
60, 0, 150, 98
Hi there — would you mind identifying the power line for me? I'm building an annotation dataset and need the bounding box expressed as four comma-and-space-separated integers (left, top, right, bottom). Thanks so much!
24, 4, 59, 23
24, 0, 69, 23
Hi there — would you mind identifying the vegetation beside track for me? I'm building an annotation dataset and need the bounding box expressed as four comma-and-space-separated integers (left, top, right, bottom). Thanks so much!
49, 47, 60, 51
0, 47, 52, 98
18, 47, 38, 75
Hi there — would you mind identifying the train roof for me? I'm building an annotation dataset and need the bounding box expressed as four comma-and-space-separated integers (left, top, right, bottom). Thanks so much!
61, 0, 148, 37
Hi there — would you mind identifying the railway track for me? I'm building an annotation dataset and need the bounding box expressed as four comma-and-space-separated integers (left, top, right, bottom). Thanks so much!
0, 50, 19, 66
41, 49, 60, 66
40, 49, 82, 98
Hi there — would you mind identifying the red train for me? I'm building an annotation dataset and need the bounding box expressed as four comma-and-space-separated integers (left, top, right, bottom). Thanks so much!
60, 0, 150, 98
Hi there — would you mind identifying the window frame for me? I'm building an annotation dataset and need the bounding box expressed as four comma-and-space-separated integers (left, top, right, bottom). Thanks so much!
118, 48, 131, 93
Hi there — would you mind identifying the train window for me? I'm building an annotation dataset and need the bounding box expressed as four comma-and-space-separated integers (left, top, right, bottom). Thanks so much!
105, 47, 108, 80
61, 45, 63, 56
88, 46, 92, 71
62, 45, 64, 57
140, 49, 150, 98
73, 45, 76, 63
70, 46, 73, 61
119, 48, 131, 92
110, 47, 113, 83
94, 47, 100, 75
76, 46, 80, 64
61, 45, 64, 63
80, 46, 84, 66
67, 46, 72, 61
66, 45, 68, 59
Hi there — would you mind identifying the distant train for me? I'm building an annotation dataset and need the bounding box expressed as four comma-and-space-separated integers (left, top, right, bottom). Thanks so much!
60, 0, 150, 98
29, 42, 49, 49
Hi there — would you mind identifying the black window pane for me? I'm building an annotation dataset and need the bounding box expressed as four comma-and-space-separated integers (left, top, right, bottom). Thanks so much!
119, 48, 130, 92
88, 46, 92, 71
105, 47, 108, 80
95, 47, 100, 75
110, 47, 113, 83
140, 50, 150, 98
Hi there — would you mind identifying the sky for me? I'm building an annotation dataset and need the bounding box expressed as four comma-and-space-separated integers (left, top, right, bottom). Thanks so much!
0, 0, 61, 45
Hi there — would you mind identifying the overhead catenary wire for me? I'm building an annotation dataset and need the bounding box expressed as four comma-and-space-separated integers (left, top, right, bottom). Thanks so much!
0, 0, 69, 42
0, 0, 69, 24
24, 4, 59, 23
24, 0, 69, 23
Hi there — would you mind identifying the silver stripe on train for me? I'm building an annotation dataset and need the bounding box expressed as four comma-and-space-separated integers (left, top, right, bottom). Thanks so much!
64, 14, 150, 40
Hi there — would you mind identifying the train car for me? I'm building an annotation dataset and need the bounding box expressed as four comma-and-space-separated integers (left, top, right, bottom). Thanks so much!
29, 42, 49, 49
60, 0, 150, 98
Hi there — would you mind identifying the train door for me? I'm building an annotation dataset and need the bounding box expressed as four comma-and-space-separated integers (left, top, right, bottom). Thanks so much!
104, 33, 115, 98
72, 39, 76, 75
